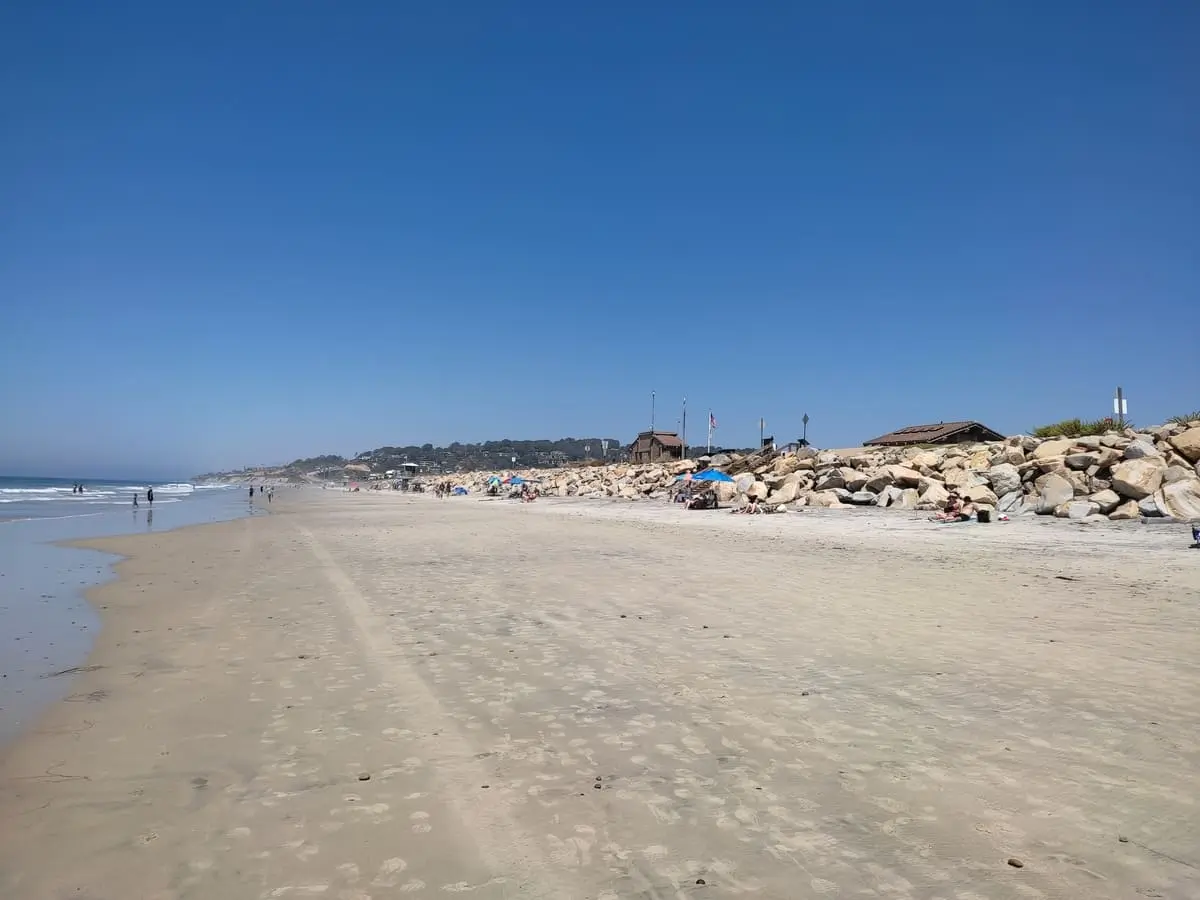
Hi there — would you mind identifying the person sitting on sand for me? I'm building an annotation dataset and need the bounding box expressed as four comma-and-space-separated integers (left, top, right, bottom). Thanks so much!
932, 492, 962, 522
734, 497, 759, 515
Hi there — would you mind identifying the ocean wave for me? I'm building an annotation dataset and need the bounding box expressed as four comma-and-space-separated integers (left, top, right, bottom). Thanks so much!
154, 483, 195, 495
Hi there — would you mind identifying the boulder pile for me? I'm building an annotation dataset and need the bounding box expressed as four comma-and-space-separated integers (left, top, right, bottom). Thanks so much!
461, 421, 1200, 522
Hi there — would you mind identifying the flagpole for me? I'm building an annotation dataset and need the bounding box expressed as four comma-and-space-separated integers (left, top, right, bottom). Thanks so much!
681, 398, 687, 458
707, 410, 713, 453
650, 391, 656, 433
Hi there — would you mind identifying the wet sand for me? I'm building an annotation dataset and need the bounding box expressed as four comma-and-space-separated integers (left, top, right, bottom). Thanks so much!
1, 491, 1198, 899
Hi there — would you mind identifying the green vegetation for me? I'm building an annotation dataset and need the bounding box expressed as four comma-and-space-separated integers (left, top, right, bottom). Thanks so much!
1030, 417, 1127, 438
1168, 410, 1200, 426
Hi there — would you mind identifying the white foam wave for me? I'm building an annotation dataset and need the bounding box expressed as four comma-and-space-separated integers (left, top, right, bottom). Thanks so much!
154, 483, 195, 495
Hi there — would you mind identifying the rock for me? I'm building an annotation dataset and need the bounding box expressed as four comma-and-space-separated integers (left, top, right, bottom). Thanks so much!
814, 471, 845, 491
1032, 438, 1076, 460
849, 491, 877, 505
746, 480, 769, 500
966, 450, 992, 470
709, 453, 732, 467
1153, 478, 1200, 520
1088, 489, 1121, 514
670, 459, 698, 475
1108, 500, 1140, 520
808, 490, 845, 508
765, 480, 801, 505
907, 450, 941, 469
892, 488, 920, 510
1100, 434, 1129, 449
1001, 446, 1027, 465
1138, 495, 1162, 517
997, 490, 1025, 513
864, 470, 896, 493
1110, 458, 1165, 500
1163, 466, 1194, 485
875, 485, 902, 508
1169, 427, 1200, 463
883, 465, 923, 488
843, 469, 870, 492
1035, 473, 1074, 514
944, 468, 986, 490
1065, 470, 1091, 496
1066, 500, 1100, 520
987, 463, 1021, 496
960, 484, 999, 506
1074, 436, 1103, 450
1065, 452, 1100, 470
829, 488, 854, 504
1122, 440, 1162, 460
917, 481, 950, 510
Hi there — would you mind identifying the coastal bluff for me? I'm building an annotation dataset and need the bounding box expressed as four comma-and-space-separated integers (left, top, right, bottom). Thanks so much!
465, 421, 1200, 522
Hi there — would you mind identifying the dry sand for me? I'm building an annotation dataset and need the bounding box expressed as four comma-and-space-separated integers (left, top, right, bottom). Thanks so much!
2, 491, 1198, 899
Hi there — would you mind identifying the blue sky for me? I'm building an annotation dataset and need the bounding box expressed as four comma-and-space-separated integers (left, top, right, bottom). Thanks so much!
2, 2, 1197, 477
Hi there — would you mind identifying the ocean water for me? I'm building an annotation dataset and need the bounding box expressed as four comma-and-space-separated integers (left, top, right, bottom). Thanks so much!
0, 475, 263, 748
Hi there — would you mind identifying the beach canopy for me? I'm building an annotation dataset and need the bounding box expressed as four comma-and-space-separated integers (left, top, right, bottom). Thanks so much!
692, 469, 734, 483
452, 486, 468, 495
504, 475, 525, 485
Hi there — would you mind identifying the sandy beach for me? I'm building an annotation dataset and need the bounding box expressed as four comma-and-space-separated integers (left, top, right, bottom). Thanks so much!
1, 491, 1198, 899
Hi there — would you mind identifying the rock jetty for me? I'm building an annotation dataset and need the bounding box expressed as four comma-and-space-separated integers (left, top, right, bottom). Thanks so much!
463, 421, 1200, 522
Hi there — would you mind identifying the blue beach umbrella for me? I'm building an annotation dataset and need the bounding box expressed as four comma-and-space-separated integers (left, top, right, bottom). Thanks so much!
691, 469, 734, 483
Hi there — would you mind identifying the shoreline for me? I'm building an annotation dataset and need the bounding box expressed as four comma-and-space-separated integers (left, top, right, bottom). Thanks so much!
0, 489, 264, 749
2, 491, 1197, 898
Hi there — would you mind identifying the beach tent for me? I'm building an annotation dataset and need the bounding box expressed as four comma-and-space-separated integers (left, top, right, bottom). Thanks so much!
452, 486, 468, 496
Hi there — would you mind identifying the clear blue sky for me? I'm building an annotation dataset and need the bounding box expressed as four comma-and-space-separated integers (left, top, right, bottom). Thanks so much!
2, 2, 1197, 478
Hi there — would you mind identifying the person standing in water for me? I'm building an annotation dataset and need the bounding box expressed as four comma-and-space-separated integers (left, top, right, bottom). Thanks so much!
147, 487, 154, 505
132, 492, 138, 508
249, 485, 255, 502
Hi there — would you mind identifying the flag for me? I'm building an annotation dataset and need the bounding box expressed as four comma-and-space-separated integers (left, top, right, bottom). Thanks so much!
709, 412, 718, 429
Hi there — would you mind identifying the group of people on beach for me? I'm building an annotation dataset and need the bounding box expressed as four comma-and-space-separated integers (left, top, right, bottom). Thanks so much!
71, 483, 85, 493
132, 487, 154, 507
248, 485, 273, 503
932, 490, 976, 523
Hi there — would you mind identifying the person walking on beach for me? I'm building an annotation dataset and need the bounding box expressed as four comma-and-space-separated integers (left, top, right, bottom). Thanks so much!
132, 492, 138, 508
268, 487, 274, 503
147, 487, 154, 505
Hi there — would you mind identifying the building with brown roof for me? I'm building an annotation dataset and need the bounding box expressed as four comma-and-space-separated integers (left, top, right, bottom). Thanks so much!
863, 421, 1005, 447
629, 431, 684, 463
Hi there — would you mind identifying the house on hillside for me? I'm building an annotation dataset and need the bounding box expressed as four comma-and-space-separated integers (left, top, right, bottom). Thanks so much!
629, 430, 684, 463
864, 421, 1005, 447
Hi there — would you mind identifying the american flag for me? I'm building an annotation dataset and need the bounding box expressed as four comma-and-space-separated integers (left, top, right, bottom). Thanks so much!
709, 412, 718, 429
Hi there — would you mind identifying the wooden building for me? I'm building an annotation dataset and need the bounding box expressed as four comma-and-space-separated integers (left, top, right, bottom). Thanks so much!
629, 430, 684, 463
863, 421, 1005, 447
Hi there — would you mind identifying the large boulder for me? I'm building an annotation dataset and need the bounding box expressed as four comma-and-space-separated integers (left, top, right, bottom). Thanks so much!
1032, 438, 1076, 460
892, 488, 920, 510
864, 470, 896, 493
1168, 427, 1200, 463
1001, 446, 1027, 466
814, 471, 846, 491
944, 468, 986, 490
917, 481, 951, 510
997, 490, 1025, 513
1089, 489, 1122, 514
1035, 473, 1075, 514
1153, 479, 1200, 520
883, 465, 923, 488
1108, 500, 1140, 520
766, 480, 802, 505
1066, 500, 1100, 520
808, 490, 845, 508
1138, 495, 1162, 517
987, 463, 1021, 496
960, 484, 999, 506
1110, 458, 1165, 500
849, 491, 877, 505
1065, 452, 1101, 471
1163, 465, 1195, 485
1123, 440, 1162, 460
843, 469, 871, 492
746, 480, 769, 500
907, 450, 942, 469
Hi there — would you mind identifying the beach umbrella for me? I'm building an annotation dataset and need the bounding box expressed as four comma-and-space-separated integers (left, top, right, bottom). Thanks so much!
692, 469, 734, 483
